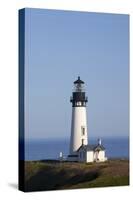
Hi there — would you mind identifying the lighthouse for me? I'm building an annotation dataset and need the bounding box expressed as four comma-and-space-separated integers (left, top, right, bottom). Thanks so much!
67, 77, 107, 162
68, 76, 88, 161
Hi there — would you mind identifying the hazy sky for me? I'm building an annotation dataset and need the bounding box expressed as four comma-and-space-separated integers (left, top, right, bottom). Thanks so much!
24, 8, 129, 140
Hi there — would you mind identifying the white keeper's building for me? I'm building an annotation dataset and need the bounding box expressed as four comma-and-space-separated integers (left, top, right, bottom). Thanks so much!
67, 77, 107, 163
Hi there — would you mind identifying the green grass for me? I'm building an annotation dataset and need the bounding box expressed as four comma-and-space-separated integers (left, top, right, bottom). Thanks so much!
69, 176, 129, 189
24, 159, 129, 192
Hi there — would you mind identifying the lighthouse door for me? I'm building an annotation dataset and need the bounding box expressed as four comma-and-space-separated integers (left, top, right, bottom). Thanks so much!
94, 151, 99, 162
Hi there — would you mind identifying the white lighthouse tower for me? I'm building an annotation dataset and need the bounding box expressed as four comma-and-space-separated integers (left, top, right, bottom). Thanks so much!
68, 76, 88, 161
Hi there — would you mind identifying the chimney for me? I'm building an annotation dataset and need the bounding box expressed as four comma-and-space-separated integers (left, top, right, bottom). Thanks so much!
98, 138, 101, 145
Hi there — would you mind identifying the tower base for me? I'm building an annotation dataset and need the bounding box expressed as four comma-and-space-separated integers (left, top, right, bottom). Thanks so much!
67, 154, 78, 162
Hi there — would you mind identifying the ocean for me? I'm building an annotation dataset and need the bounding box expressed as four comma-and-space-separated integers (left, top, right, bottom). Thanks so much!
24, 137, 129, 161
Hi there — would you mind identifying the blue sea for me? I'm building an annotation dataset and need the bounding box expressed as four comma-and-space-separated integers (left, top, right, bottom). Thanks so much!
24, 137, 129, 161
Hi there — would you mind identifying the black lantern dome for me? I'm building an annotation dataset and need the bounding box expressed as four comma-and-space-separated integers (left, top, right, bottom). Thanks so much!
70, 76, 88, 107
74, 76, 84, 84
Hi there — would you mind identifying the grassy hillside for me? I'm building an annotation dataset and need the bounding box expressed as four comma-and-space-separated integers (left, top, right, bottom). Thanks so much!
24, 159, 129, 192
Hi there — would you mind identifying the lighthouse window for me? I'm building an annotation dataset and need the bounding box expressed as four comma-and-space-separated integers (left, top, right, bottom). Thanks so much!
81, 126, 85, 136
76, 102, 81, 106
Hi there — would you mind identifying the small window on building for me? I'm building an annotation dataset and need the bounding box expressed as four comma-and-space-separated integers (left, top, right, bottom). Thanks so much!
81, 126, 85, 136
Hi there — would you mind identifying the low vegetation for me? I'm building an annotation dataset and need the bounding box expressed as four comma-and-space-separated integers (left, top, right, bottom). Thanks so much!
24, 159, 129, 192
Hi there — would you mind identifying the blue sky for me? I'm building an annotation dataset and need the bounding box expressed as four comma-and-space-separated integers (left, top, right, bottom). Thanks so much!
24, 8, 129, 140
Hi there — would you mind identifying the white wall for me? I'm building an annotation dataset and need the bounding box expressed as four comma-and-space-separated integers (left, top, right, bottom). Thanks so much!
70, 106, 88, 154
86, 151, 94, 162
98, 151, 106, 161
93, 150, 106, 162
